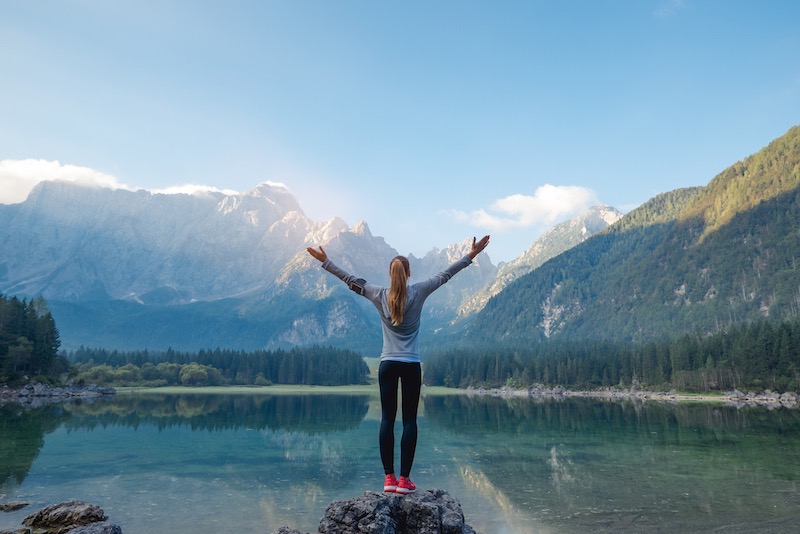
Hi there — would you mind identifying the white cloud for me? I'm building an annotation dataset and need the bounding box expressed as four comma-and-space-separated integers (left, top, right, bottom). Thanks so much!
450, 184, 597, 232
0, 159, 248, 203
0, 159, 132, 204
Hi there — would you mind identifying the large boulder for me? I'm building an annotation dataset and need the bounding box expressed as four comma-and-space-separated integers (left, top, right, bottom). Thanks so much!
274, 489, 480, 534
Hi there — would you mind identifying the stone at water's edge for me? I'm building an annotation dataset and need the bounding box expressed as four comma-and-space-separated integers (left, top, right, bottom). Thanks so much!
272, 489, 481, 534
0, 501, 29, 513
0, 383, 116, 408
17, 500, 121, 534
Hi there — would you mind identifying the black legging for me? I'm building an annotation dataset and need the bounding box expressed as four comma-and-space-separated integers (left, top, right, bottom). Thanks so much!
378, 360, 421, 478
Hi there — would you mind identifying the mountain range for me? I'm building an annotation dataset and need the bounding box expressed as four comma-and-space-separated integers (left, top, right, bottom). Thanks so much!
0, 179, 616, 353
2, 125, 798, 354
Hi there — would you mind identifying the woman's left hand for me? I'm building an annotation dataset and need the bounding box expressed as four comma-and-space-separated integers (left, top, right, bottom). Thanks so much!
307, 246, 328, 263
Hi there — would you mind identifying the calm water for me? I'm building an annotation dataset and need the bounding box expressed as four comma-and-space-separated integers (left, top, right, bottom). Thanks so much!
2, 393, 800, 533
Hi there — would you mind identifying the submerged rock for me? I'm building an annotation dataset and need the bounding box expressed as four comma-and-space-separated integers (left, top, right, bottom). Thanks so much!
0, 501, 29, 512
19, 500, 120, 534
273, 489, 480, 534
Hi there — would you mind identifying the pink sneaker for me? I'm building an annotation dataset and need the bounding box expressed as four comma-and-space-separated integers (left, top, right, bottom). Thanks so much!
396, 476, 416, 494
384, 474, 398, 492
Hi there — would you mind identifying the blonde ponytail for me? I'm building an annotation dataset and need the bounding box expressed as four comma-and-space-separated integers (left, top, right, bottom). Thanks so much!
388, 256, 410, 326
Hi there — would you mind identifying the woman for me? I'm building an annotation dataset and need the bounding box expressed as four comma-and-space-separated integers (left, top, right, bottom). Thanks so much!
307, 235, 490, 494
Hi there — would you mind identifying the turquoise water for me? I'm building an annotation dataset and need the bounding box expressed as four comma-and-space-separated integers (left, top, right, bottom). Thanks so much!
2, 393, 800, 533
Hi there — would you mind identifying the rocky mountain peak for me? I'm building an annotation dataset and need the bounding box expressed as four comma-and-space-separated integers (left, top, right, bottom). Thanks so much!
458, 205, 622, 317
351, 221, 371, 236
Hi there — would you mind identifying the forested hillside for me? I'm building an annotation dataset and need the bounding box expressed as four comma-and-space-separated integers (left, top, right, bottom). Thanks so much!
464, 125, 800, 344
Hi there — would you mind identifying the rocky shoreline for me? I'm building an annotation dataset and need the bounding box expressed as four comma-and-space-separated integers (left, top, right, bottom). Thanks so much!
0, 383, 116, 407
462, 385, 800, 408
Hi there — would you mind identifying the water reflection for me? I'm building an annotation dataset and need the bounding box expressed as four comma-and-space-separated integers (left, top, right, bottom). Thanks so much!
424, 396, 800, 533
2, 394, 800, 533
62, 394, 369, 434
0, 394, 368, 496
0, 405, 62, 493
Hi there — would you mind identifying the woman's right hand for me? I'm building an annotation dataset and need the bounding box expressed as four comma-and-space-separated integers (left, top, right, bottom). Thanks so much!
307, 246, 328, 263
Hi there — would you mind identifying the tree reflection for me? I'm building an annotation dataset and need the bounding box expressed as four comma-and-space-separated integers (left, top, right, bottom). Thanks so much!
424, 395, 800, 440
1, 394, 368, 495
423, 395, 800, 531
0, 404, 63, 493
63, 394, 369, 434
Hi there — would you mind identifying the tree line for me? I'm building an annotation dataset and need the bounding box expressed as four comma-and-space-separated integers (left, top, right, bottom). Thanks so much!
1, 292, 369, 387
6, 290, 800, 392
424, 316, 800, 393
68, 345, 370, 387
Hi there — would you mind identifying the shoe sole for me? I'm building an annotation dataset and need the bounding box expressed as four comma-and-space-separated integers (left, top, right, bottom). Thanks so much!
383, 486, 397, 492
396, 487, 416, 494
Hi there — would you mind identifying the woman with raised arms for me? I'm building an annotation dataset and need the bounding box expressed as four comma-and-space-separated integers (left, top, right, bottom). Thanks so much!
307, 235, 490, 494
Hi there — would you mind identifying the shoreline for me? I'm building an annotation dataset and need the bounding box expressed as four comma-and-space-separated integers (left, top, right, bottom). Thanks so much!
461, 385, 800, 408
0, 383, 116, 407
3, 382, 798, 409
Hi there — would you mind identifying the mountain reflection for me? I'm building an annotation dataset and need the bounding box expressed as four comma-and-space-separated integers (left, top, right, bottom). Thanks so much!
1, 394, 368, 495
63, 394, 369, 433
423, 395, 800, 531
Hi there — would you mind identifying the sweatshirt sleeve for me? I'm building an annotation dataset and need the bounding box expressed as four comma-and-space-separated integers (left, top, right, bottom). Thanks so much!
413, 255, 473, 297
320, 259, 377, 296
322, 259, 359, 285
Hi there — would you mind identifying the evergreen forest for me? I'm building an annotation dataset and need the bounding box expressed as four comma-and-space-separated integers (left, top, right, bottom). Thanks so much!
425, 316, 800, 393
0, 294, 67, 384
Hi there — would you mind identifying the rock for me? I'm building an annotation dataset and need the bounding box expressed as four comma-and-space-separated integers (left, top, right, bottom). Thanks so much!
274, 489, 480, 534
22, 501, 108, 533
64, 522, 122, 534
0, 501, 29, 512
0, 383, 116, 407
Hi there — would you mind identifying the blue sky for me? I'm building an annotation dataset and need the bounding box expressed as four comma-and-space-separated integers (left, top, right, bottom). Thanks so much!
1, 1, 799, 262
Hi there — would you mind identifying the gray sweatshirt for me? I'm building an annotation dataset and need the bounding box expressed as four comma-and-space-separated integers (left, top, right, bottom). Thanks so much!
321, 255, 473, 362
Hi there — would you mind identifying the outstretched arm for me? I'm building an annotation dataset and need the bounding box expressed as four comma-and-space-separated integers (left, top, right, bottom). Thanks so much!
306, 246, 368, 296
468, 235, 490, 260
412, 235, 492, 298
307, 246, 328, 263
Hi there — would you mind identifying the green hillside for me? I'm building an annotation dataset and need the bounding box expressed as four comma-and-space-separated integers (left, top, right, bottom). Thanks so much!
466, 126, 800, 344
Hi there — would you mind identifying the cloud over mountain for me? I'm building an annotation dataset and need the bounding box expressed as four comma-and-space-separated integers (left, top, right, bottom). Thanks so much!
0, 159, 132, 204
449, 184, 597, 231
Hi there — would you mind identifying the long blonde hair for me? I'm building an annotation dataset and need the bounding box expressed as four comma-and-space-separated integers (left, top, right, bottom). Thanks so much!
388, 256, 410, 326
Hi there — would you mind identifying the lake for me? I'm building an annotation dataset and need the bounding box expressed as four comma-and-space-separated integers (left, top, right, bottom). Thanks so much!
2, 392, 800, 533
